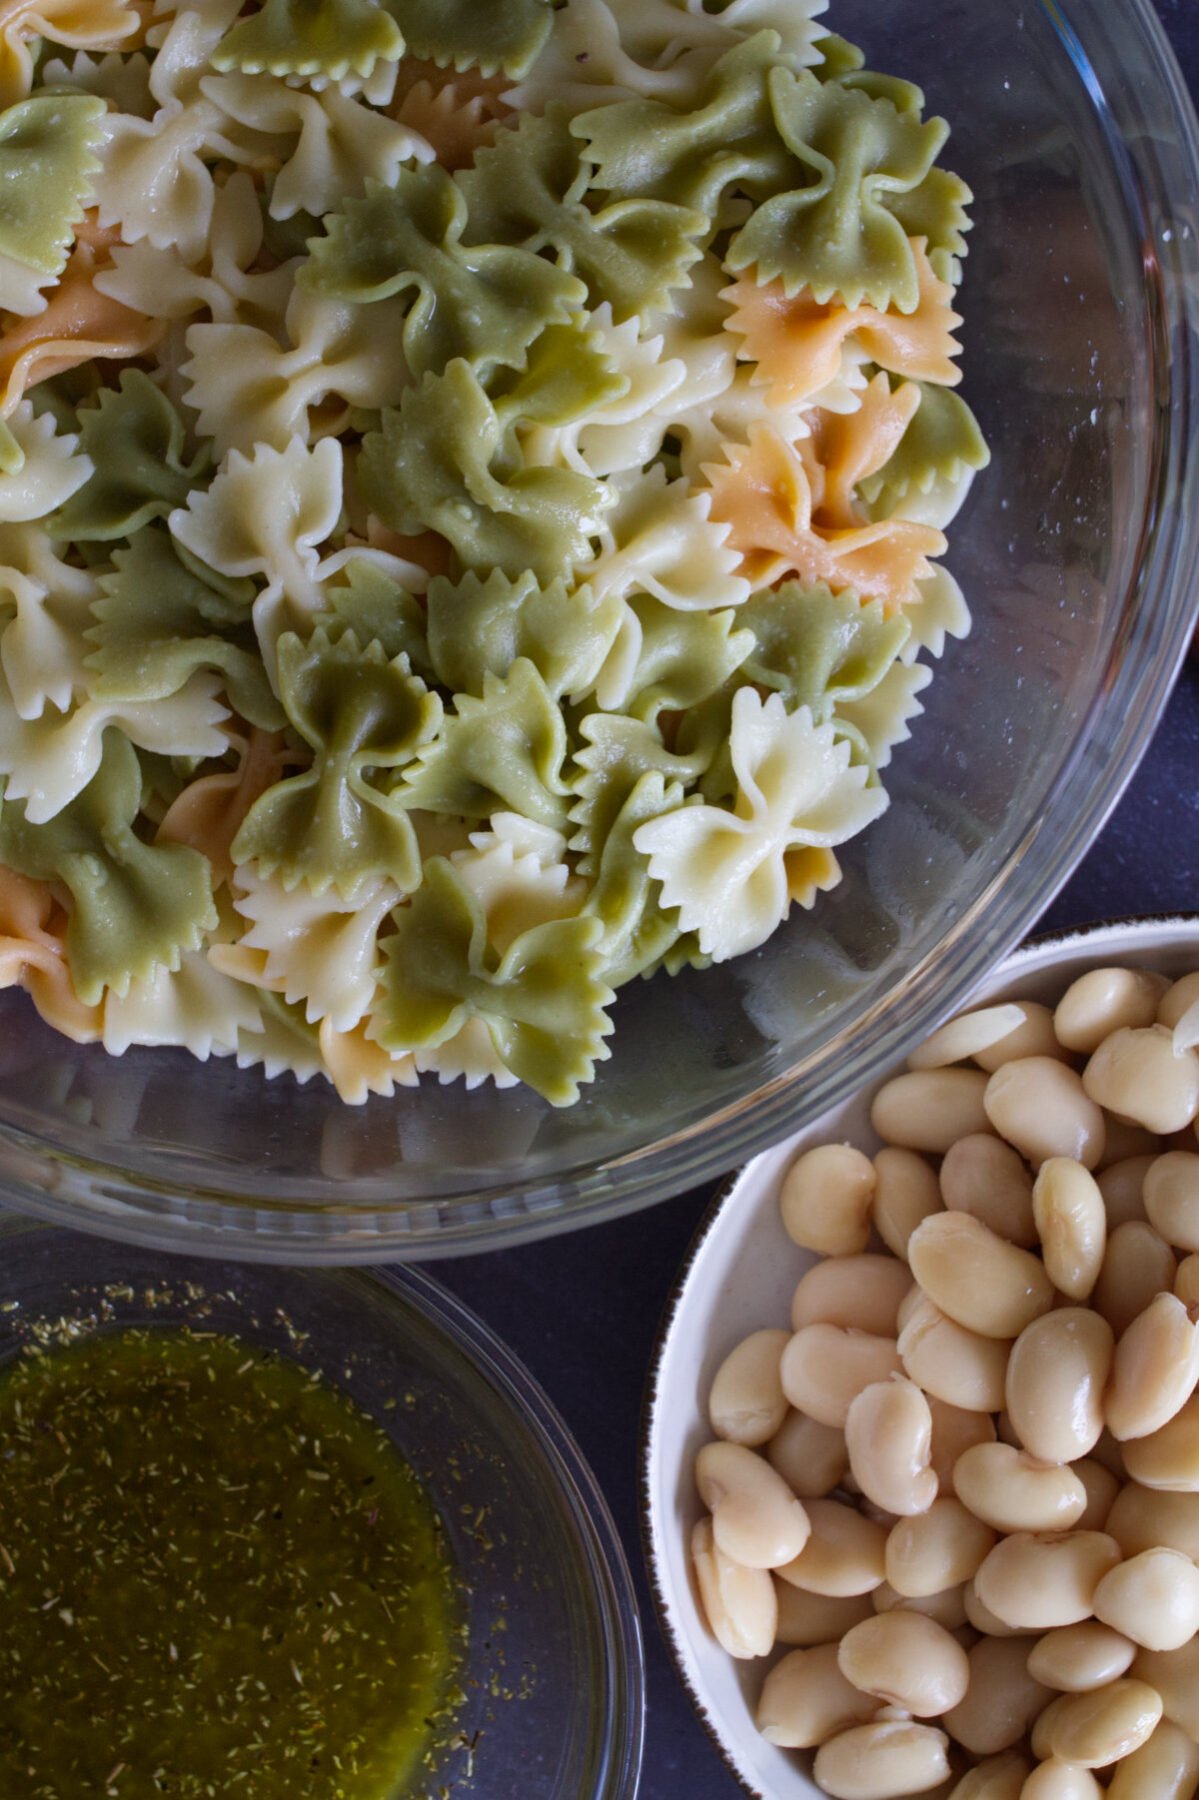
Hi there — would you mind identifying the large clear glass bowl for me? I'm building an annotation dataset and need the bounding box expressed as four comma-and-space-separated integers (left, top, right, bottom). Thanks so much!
0, 1219, 645, 1798
1, 0, 1197, 1259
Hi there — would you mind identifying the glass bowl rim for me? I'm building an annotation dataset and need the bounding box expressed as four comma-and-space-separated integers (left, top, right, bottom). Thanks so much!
0, 1216, 648, 1800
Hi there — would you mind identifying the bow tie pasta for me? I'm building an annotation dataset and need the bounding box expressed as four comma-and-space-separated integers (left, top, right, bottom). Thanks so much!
0, 0, 988, 1107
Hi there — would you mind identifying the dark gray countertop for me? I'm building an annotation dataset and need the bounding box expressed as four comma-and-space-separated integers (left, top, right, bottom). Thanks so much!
439, 6, 1199, 1795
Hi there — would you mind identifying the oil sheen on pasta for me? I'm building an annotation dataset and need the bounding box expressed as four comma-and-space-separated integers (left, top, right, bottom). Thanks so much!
0, 1328, 461, 1797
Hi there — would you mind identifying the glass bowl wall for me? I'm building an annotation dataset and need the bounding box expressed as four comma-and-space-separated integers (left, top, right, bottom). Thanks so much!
2, 0, 1198, 1258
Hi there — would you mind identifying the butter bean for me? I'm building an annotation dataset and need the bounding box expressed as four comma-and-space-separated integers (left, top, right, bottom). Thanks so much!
767, 1411, 849, 1499
691, 1515, 777, 1659
695, 1441, 811, 1569
1177, 1254, 1199, 1307
1027, 1622, 1136, 1692
781, 1144, 876, 1255
1092, 1220, 1177, 1337
1006, 1309, 1113, 1463
1092, 1548, 1199, 1651
1106, 1293, 1199, 1442
940, 1134, 1039, 1248
1020, 1764, 1103, 1800
1158, 972, 1199, 1033
943, 1636, 1055, 1754
1107, 1483, 1199, 1559
1084, 1027, 1199, 1134
814, 1720, 951, 1800
1106, 1718, 1199, 1800
1096, 1156, 1153, 1227
791, 1255, 912, 1337
781, 1326, 902, 1428
928, 1398, 997, 1489
847, 1380, 937, 1517
965, 1580, 1041, 1639
1132, 1640, 1199, 1739
974, 1003, 1067, 1071
873, 1580, 969, 1632
708, 1329, 789, 1446
756, 1641, 880, 1747
1039, 1677, 1163, 1767
985, 1059, 1106, 1170
948, 1753, 1033, 1800
1122, 1395, 1199, 1492
973, 1532, 1122, 1630
1055, 968, 1168, 1053
839, 1611, 969, 1715
777, 1498, 887, 1597
873, 1147, 943, 1259
910, 1005, 1032, 1071
953, 1443, 1087, 1534
1033, 1159, 1106, 1300
1144, 1153, 1199, 1252
1073, 1458, 1120, 1531
886, 1499, 996, 1598
909, 1213, 1055, 1340
900, 1297, 1010, 1412
774, 1581, 874, 1647
871, 1070, 992, 1156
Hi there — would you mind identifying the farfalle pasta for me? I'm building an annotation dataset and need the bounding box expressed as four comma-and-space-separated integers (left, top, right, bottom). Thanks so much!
0, 0, 988, 1106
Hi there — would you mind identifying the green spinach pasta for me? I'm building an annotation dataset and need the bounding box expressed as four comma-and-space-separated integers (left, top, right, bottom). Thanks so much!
0, 0, 989, 1105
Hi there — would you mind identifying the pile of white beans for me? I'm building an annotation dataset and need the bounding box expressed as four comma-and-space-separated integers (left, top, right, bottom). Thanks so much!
692, 966, 1199, 1800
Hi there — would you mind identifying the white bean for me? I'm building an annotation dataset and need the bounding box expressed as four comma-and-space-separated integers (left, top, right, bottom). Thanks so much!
873, 1580, 969, 1632
791, 1255, 912, 1337
909, 1212, 1055, 1340
1005, 1308, 1113, 1463
943, 1635, 1054, 1754
909, 1005, 1032, 1071
1107, 1483, 1199, 1559
940, 1133, 1039, 1248
972, 1532, 1122, 1630
774, 1581, 875, 1647
1092, 1220, 1177, 1338
695, 1441, 811, 1569
1144, 1152, 1199, 1252
1158, 973, 1199, 1032
1032, 1159, 1106, 1300
767, 1410, 849, 1499
1106, 1718, 1199, 1800
872, 1147, 943, 1259
814, 1720, 951, 1800
929, 1397, 997, 1489
1055, 968, 1168, 1053
1073, 1457, 1121, 1532
1177, 1254, 1199, 1308
974, 1003, 1067, 1071
985, 1059, 1106, 1170
871, 1069, 992, 1155
1106, 1293, 1199, 1442
885, 1499, 996, 1598
781, 1326, 902, 1428
1122, 1392, 1199, 1492
1038, 1677, 1163, 1767
1084, 1027, 1199, 1134
948, 1753, 1033, 1800
846, 1379, 937, 1517
839, 1610, 970, 1715
964, 1580, 1041, 1640
708, 1329, 790, 1446
899, 1297, 1011, 1413
1020, 1764, 1103, 1800
1096, 1155, 1153, 1227
1027, 1622, 1136, 1693
780, 1143, 876, 1255
756, 1641, 880, 1747
1092, 1548, 1199, 1651
691, 1515, 777, 1658
777, 1498, 888, 1597
1133, 1640, 1199, 1739
953, 1443, 1087, 1535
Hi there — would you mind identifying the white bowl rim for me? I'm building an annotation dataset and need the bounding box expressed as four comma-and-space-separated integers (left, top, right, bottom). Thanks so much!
639, 911, 1199, 1800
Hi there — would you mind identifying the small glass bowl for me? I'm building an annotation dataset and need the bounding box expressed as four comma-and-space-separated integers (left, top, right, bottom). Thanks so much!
0, 1219, 645, 1800
1, 0, 1198, 1259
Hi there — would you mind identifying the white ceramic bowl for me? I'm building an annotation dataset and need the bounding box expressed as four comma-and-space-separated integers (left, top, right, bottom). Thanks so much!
643, 914, 1199, 1799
